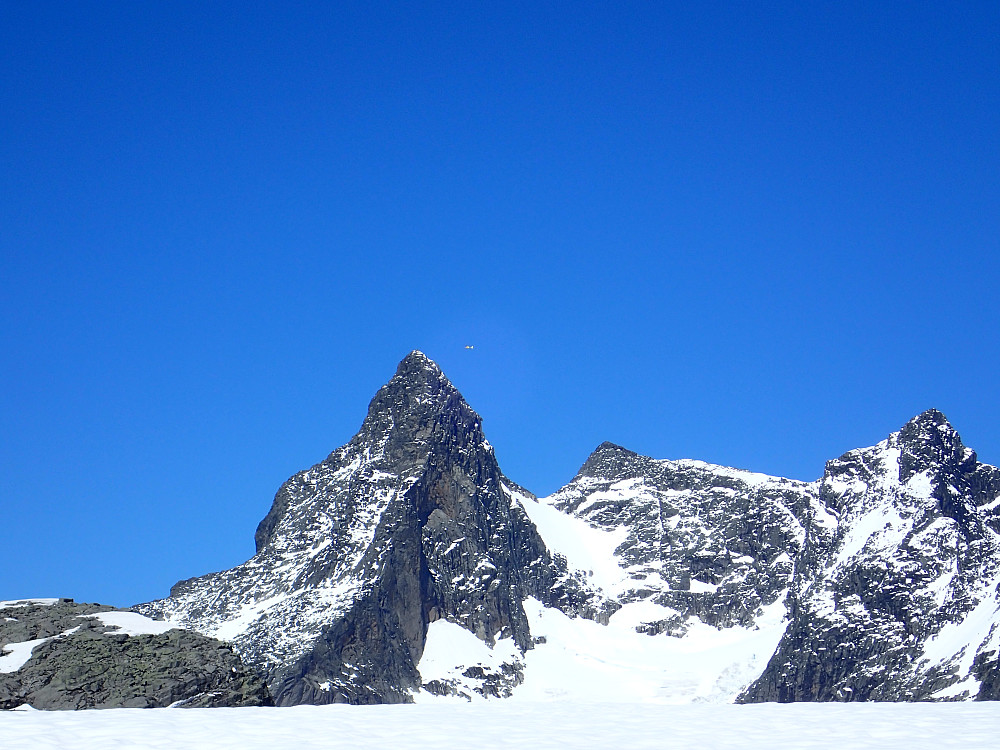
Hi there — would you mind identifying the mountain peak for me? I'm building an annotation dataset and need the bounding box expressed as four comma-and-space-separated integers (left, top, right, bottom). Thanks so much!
897, 408, 973, 482
593, 441, 634, 455
142, 350, 571, 705
395, 350, 440, 376
576, 441, 642, 480
133, 354, 1000, 707
904, 407, 950, 431
359, 352, 465, 445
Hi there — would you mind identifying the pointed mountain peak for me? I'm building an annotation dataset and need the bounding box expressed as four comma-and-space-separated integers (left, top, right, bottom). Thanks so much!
897, 408, 975, 482
594, 441, 635, 455
254, 352, 483, 559
904, 407, 950, 430
899, 408, 959, 447
347, 351, 479, 470
379, 351, 455, 402
395, 349, 441, 377
373, 350, 458, 407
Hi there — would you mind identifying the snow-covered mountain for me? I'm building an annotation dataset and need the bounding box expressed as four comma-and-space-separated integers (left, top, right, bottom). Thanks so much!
135, 352, 1000, 705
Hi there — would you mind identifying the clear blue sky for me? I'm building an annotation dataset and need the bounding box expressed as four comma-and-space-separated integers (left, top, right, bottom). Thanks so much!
3, 2, 998, 607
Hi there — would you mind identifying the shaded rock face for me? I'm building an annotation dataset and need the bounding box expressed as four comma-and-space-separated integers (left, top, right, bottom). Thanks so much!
0, 600, 269, 710
740, 410, 1000, 703
137, 351, 595, 706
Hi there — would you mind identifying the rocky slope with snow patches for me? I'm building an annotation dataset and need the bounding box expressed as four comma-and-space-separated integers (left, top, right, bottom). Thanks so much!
507, 411, 1000, 704
130, 353, 1000, 706
0, 599, 269, 709
539, 442, 832, 630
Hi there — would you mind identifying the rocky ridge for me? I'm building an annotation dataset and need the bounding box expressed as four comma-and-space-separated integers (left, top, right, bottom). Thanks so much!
543, 442, 831, 633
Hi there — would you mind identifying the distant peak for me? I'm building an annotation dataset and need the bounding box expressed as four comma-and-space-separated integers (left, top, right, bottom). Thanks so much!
907, 408, 949, 427
899, 409, 959, 447
350, 351, 472, 448
897, 408, 973, 481
576, 441, 641, 479
391, 350, 445, 384
594, 441, 634, 455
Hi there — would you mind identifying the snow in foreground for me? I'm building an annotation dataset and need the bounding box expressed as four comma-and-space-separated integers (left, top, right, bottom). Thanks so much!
3, 702, 998, 750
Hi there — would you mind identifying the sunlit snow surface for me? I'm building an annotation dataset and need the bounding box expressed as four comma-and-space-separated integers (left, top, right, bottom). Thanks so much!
3, 702, 999, 750
417, 595, 787, 704
86, 612, 177, 637
0, 637, 55, 674
416, 599, 780, 705
495, 480, 792, 704
416, 619, 520, 694
512, 598, 785, 703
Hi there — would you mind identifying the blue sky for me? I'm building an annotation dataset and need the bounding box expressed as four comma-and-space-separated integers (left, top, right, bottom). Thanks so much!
3, 2, 998, 607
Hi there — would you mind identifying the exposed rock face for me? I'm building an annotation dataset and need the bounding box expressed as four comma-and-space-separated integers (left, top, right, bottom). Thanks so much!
740, 410, 1000, 702
0, 599, 269, 709
137, 351, 597, 706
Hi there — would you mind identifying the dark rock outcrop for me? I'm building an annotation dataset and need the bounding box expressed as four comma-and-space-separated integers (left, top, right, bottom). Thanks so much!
0, 599, 270, 710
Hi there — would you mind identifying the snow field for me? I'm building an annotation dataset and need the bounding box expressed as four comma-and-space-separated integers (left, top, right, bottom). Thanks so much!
513, 598, 788, 703
3, 702, 999, 750
417, 597, 790, 704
